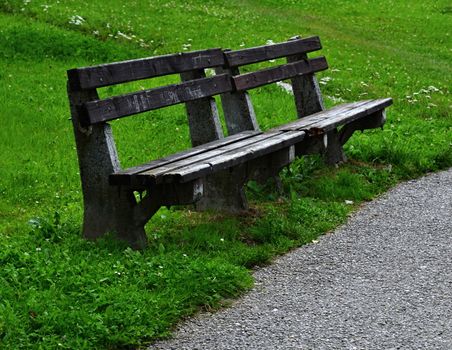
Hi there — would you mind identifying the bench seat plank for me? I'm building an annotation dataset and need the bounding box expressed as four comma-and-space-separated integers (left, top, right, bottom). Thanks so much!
110, 130, 260, 185
166, 130, 306, 184
276, 98, 392, 133
140, 132, 285, 177
135, 130, 305, 185
310, 98, 392, 130
129, 131, 298, 187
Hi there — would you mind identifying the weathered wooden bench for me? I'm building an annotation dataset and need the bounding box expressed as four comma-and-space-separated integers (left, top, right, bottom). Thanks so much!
67, 36, 392, 248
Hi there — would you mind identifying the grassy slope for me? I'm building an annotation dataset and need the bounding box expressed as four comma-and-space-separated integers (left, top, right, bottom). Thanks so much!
0, 0, 451, 348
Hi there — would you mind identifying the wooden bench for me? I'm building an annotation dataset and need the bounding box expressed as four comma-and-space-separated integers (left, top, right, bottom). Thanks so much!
67, 36, 392, 248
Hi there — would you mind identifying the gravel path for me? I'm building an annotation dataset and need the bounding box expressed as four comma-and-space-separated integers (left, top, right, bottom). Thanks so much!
151, 169, 452, 350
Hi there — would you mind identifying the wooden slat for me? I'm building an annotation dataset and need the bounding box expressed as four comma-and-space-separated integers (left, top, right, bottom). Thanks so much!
137, 132, 287, 184
165, 130, 306, 183
81, 74, 233, 125
233, 57, 328, 91
277, 99, 392, 132
273, 101, 372, 132
225, 36, 322, 67
312, 98, 392, 130
67, 48, 225, 90
110, 131, 260, 185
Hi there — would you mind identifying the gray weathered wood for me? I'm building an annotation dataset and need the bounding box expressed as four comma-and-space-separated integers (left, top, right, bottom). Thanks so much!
136, 131, 289, 184
110, 131, 260, 187
216, 65, 260, 135
233, 57, 328, 91
162, 130, 305, 183
274, 102, 363, 132
67, 48, 225, 90
180, 69, 224, 146
225, 36, 321, 67
277, 99, 392, 132
313, 99, 392, 130
81, 74, 233, 125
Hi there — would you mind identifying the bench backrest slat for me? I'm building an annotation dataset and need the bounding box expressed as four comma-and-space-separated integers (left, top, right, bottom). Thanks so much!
233, 56, 328, 91
224, 36, 321, 67
81, 74, 233, 125
68, 48, 225, 90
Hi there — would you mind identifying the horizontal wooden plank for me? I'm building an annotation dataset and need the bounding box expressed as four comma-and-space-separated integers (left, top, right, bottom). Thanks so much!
136, 131, 287, 185
233, 56, 328, 91
82, 74, 233, 125
110, 131, 261, 186
225, 36, 322, 67
273, 101, 371, 132
166, 130, 306, 183
313, 98, 392, 130
67, 48, 225, 90
277, 99, 393, 132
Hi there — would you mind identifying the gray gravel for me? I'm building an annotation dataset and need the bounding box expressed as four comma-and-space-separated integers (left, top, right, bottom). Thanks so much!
151, 169, 452, 350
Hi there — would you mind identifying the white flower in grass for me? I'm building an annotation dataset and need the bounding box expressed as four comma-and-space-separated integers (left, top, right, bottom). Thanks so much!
319, 76, 333, 85
69, 15, 85, 26
117, 31, 132, 40
345, 200, 354, 205
326, 95, 345, 103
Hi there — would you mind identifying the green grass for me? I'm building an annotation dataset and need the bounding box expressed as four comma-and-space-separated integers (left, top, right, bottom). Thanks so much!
0, 0, 451, 348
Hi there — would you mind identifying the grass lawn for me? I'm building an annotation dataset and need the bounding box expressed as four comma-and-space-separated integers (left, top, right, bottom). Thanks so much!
0, 0, 451, 348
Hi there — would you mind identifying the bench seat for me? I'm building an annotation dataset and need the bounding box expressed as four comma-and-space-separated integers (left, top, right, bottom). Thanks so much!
110, 98, 391, 190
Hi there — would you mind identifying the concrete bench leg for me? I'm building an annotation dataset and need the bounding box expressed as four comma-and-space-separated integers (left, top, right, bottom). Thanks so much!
195, 165, 249, 212
325, 129, 347, 165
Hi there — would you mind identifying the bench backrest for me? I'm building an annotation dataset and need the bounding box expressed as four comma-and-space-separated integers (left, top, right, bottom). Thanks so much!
67, 36, 327, 131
